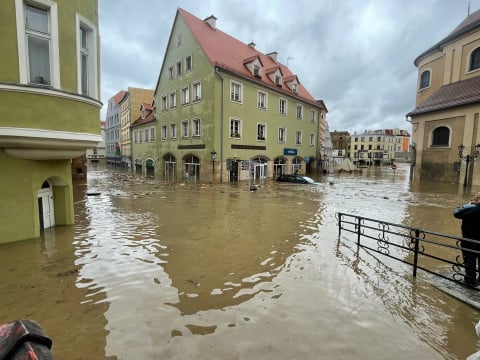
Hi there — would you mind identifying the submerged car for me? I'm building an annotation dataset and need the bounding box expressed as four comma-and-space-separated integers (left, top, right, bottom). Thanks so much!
276, 174, 317, 184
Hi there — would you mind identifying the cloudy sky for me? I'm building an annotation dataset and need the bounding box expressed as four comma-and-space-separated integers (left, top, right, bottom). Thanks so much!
98, 0, 479, 134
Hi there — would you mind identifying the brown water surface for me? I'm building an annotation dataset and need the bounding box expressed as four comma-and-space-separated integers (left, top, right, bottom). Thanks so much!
1, 163, 479, 359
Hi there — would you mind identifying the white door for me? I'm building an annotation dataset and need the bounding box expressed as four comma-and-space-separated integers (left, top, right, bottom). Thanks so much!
38, 188, 55, 229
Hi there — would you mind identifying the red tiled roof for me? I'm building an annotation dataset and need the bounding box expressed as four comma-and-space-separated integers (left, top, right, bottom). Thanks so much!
178, 8, 319, 106
407, 76, 480, 116
112, 90, 127, 105
131, 108, 156, 128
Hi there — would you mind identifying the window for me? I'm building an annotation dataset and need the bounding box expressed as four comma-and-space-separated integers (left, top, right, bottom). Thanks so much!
295, 131, 302, 145
176, 61, 182, 77
144, 129, 149, 142
76, 14, 98, 97
292, 83, 298, 93
279, 98, 287, 115
230, 81, 242, 102
192, 118, 201, 137
369, 137, 373, 142
181, 86, 189, 105
257, 91, 267, 109
470, 48, 480, 72
185, 55, 192, 71
193, 81, 201, 101
419, 70, 430, 90
170, 124, 177, 139
309, 133, 315, 146
16, 0, 60, 87
139, 130, 143, 142
169, 92, 176, 108
275, 75, 282, 85
278, 128, 286, 143
254, 65, 261, 76
310, 110, 316, 123
230, 119, 241, 138
377, 136, 382, 141
296, 104, 303, 119
161, 96, 167, 111
161, 125, 167, 140
134, 130, 138, 143
431, 126, 449, 146
168, 66, 174, 80
182, 120, 189, 138
150, 127, 155, 141
257, 123, 266, 141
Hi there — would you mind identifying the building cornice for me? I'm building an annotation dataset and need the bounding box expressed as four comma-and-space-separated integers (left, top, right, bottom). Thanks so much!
0, 83, 103, 108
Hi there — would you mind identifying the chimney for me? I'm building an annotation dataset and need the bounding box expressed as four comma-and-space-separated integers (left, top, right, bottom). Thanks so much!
204, 15, 217, 29
248, 41, 256, 49
267, 52, 278, 63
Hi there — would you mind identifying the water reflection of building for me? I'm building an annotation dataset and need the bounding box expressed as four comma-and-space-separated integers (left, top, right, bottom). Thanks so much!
0, 0, 102, 243
408, 10, 480, 186
132, 8, 328, 183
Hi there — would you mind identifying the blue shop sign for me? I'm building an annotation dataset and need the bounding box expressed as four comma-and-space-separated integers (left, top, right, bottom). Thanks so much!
284, 148, 297, 156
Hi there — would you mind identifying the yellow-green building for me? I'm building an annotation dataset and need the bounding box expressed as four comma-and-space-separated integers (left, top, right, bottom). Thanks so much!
0, 0, 102, 243
137, 8, 327, 183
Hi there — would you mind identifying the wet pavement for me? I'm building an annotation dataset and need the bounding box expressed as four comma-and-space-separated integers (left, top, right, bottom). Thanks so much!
1, 163, 479, 359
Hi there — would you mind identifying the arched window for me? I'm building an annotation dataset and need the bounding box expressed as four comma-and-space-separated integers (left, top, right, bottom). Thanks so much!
469, 47, 480, 71
431, 126, 449, 146
419, 70, 430, 90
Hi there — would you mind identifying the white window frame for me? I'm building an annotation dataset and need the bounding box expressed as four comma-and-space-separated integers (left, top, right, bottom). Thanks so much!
176, 60, 183, 77
295, 131, 302, 145
296, 104, 303, 119
257, 123, 266, 141
144, 128, 149, 142
15, 0, 60, 87
169, 91, 176, 109
168, 66, 174, 80
193, 81, 201, 101
278, 128, 286, 143
170, 123, 177, 139
150, 127, 155, 141
185, 55, 192, 72
279, 98, 287, 115
257, 91, 267, 109
310, 110, 316, 123
161, 96, 167, 111
309, 133, 315, 146
181, 86, 189, 105
161, 125, 168, 140
230, 118, 241, 138
192, 118, 201, 137
230, 81, 243, 103
182, 120, 189, 138
76, 14, 98, 98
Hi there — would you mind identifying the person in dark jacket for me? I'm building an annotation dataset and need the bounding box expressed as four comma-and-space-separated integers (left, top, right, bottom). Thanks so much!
453, 192, 480, 287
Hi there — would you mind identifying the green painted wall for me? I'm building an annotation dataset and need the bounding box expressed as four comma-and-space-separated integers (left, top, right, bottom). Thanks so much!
0, 151, 73, 244
0, 2, 20, 83
0, 91, 100, 134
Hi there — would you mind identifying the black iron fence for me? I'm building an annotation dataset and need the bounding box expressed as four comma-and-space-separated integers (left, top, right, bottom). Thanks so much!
336, 212, 480, 290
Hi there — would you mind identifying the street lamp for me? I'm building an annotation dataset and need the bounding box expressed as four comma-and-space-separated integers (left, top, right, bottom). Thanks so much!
210, 149, 217, 181
458, 143, 480, 187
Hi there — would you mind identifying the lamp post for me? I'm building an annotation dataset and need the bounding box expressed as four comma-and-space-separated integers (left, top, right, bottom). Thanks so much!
458, 143, 480, 187
210, 149, 217, 182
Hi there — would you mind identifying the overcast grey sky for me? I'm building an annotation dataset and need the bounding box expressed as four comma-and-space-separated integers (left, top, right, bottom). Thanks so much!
98, 0, 480, 134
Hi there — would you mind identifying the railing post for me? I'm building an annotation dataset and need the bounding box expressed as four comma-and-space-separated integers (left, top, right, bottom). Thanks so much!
357, 216, 361, 246
412, 229, 420, 277
338, 213, 342, 238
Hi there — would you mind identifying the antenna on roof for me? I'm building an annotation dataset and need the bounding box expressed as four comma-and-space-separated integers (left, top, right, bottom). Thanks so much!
468, 1, 471, 15
287, 57, 293, 66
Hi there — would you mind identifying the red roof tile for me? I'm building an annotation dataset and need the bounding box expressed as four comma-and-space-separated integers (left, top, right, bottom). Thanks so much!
178, 8, 319, 106
407, 76, 480, 116
112, 90, 127, 105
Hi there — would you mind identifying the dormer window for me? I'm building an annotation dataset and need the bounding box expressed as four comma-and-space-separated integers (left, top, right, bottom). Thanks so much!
275, 75, 282, 86
292, 83, 298, 93
141, 108, 146, 119
254, 65, 261, 77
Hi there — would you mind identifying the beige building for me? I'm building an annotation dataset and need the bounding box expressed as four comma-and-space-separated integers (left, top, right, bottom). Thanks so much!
119, 87, 154, 168
408, 10, 480, 185
350, 129, 398, 166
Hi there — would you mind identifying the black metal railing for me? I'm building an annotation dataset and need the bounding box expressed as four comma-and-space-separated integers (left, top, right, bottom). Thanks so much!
336, 212, 480, 290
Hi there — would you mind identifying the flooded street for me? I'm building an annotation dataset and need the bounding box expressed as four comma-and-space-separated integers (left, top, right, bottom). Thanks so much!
1, 163, 479, 359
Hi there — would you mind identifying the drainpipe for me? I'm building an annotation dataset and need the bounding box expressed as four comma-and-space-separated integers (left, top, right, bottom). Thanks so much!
215, 67, 225, 183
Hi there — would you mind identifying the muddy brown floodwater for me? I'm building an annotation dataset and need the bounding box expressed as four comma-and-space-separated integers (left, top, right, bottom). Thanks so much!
1, 163, 479, 359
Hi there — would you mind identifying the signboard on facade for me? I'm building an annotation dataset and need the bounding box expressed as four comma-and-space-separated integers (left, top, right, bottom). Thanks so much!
284, 148, 297, 156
